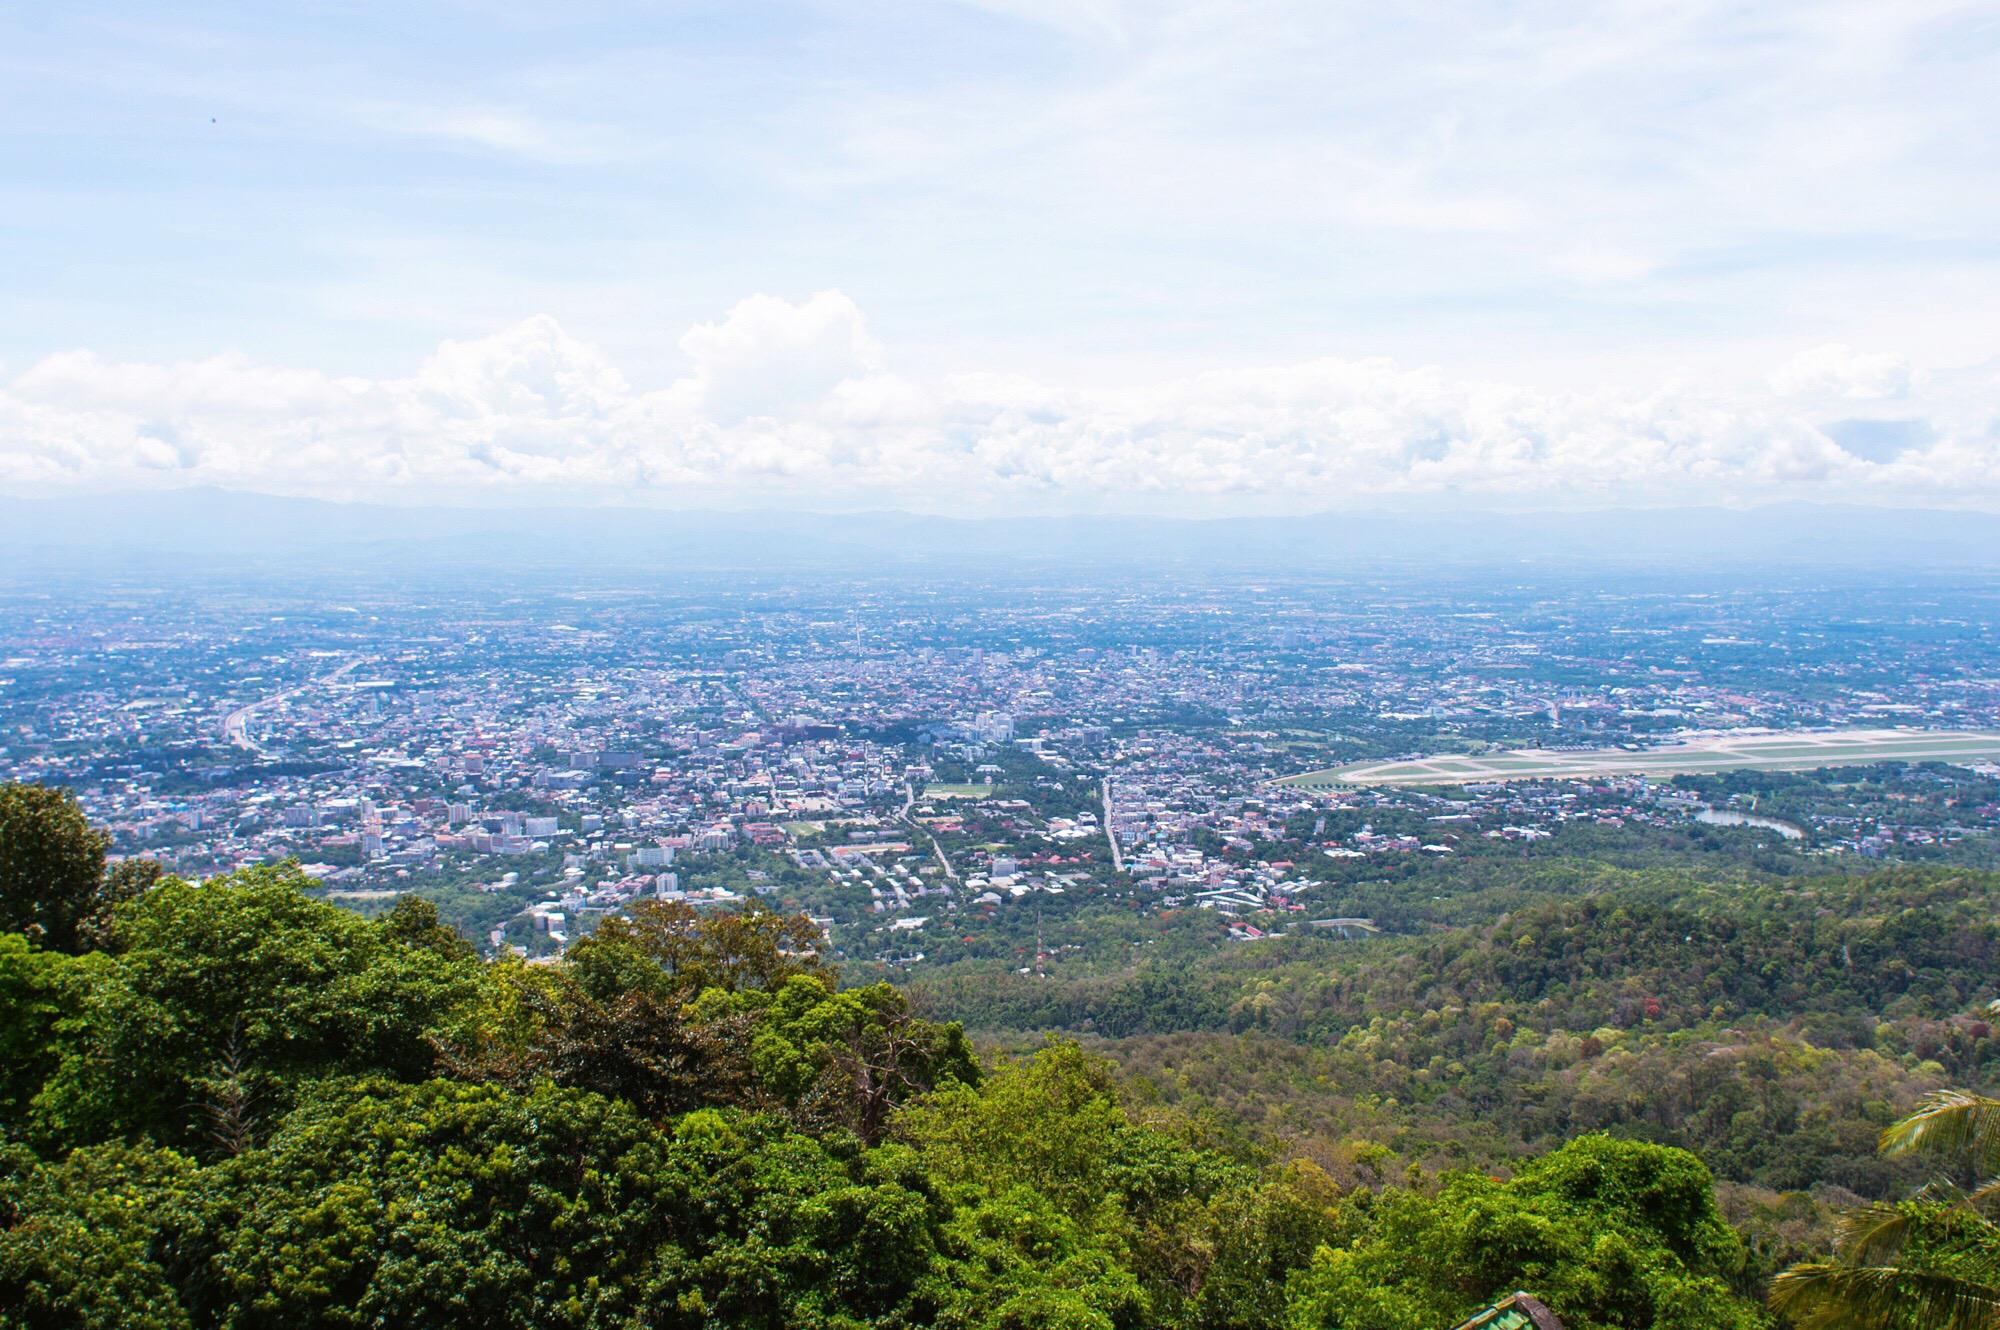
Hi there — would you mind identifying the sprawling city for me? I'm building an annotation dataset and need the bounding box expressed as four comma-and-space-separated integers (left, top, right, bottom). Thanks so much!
10, 570, 2000, 971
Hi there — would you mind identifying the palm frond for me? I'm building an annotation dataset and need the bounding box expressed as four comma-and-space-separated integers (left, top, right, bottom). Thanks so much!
1770, 1263, 2000, 1330
1883, 1092, 2000, 1170
1836, 1203, 1920, 1266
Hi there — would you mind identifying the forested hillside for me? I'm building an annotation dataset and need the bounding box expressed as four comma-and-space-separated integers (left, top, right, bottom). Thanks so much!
0, 794, 1778, 1330
5, 790, 1996, 1329
911, 866, 2000, 1268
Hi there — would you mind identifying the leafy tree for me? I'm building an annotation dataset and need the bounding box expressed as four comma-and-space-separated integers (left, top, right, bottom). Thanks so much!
376, 894, 475, 962
898, 1040, 1138, 1222
898, 1039, 1254, 1325
521, 965, 754, 1120
1285, 1136, 1761, 1330
0, 935, 64, 1131
573, 898, 828, 998
703, 974, 980, 1144
0, 1139, 199, 1330
0, 784, 111, 954
31, 863, 483, 1151
80, 857, 168, 951
638, 1110, 948, 1328
925, 1185, 1147, 1330
194, 1078, 674, 1330
1188, 1160, 1344, 1330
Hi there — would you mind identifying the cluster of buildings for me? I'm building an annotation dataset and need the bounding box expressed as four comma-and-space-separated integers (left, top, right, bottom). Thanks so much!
4, 575, 2000, 958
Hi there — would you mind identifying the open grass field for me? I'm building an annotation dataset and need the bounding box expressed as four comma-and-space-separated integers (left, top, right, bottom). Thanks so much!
922, 783, 995, 798
1276, 727, 2000, 789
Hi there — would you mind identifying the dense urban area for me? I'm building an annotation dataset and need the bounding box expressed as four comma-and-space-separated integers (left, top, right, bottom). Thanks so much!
6, 572, 2000, 963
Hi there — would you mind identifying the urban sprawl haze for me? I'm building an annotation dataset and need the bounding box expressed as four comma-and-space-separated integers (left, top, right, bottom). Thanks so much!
9, 568, 2000, 965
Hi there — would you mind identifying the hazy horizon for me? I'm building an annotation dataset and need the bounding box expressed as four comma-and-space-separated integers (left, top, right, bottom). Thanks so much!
9, 488, 2000, 577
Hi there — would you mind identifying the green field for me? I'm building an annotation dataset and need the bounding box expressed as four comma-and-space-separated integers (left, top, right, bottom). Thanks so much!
1277, 727, 2000, 789
922, 783, 995, 798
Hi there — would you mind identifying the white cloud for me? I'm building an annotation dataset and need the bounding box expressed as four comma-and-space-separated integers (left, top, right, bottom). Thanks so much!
1770, 344, 1916, 400
671, 291, 884, 423
2, 295, 1996, 513
417, 314, 629, 421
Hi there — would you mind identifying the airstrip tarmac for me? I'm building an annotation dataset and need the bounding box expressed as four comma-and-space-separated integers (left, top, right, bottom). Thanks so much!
1277, 727, 2000, 788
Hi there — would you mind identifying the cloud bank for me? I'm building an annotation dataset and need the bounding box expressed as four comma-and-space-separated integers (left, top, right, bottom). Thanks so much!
3, 292, 1995, 514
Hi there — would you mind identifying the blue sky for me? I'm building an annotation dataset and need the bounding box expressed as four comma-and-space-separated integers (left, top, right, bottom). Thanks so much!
3, 1, 1998, 511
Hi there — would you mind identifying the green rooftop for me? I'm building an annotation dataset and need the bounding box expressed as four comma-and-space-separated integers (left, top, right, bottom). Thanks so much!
1449, 1292, 1564, 1330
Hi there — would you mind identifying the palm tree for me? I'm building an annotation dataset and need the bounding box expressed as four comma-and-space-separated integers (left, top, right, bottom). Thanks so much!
1771, 1091, 2000, 1330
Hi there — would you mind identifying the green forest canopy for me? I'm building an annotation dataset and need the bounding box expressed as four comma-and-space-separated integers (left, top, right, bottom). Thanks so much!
4, 788, 1994, 1329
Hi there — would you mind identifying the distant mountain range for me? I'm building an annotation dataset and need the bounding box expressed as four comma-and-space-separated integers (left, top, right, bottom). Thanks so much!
2, 489, 1996, 577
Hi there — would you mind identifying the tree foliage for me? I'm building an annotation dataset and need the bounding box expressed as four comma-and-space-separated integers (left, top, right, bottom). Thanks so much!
0, 793, 1789, 1330
0, 784, 118, 954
